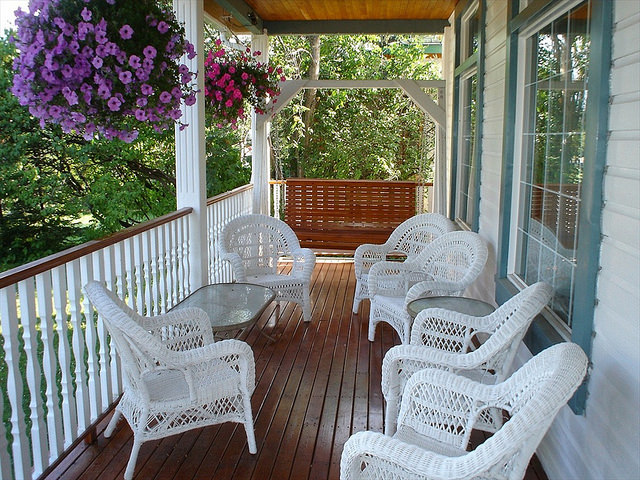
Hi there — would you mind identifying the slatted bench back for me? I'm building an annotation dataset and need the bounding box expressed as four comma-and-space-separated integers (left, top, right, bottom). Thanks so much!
285, 178, 418, 250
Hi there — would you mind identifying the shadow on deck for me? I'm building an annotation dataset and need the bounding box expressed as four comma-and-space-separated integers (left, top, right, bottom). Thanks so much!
41, 259, 548, 480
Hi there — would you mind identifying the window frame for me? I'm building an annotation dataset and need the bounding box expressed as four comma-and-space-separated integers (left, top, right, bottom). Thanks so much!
451, 0, 485, 231
497, 0, 612, 414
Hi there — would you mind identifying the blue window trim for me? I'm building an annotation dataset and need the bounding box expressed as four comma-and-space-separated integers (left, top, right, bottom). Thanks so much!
450, 0, 485, 232
496, 0, 612, 414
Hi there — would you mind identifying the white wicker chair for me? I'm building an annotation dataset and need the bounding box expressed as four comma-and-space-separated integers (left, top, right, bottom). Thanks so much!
341, 342, 588, 480
368, 231, 488, 344
382, 282, 553, 435
83, 281, 257, 480
352, 213, 455, 314
219, 214, 316, 322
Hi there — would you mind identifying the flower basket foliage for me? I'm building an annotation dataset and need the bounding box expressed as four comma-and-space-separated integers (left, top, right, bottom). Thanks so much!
11, 0, 198, 142
204, 39, 284, 128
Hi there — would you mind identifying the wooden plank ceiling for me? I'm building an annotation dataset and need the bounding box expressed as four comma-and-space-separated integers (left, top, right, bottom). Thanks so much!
204, 0, 458, 35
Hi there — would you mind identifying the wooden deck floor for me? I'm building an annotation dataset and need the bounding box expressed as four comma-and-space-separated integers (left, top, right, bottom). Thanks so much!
41, 259, 548, 480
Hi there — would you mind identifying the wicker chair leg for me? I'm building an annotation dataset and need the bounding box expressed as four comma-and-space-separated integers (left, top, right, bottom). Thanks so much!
242, 393, 257, 454
124, 439, 142, 480
104, 410, 122, 438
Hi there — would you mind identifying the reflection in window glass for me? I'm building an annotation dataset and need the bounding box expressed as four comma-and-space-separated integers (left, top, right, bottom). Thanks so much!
516, 1, 590, 327
458, 72, 478, 226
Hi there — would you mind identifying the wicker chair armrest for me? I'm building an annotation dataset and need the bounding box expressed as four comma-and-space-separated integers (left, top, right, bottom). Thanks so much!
381, 343, 488, 402
290, 247, 316, 280
353, 242, 393, 276
368, 261, 431, 297
408, 307, 487, 349
220, 252, 248, 282
397, 368, 493, 453
140, 307, 214, 349
166, 339, 256, 398
341, 431, 454, 480
405, 280, 468, 305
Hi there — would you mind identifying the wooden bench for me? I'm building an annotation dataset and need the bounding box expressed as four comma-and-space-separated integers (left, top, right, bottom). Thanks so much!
285, 178, 418, 250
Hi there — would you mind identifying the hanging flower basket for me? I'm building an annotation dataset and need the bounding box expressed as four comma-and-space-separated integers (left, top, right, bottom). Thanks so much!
204, 39, 284, 129
11, 0, 198, 142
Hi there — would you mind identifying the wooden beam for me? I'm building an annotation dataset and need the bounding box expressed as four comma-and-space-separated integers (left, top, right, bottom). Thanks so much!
256, 79, 307, 127
394, 79, 446, 128
257, 79, 446, 127
211, 0, 264, 34
263, 19, 449, 35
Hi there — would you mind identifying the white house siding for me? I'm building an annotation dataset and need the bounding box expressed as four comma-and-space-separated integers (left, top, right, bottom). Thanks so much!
541, 1, 640, 478
466, 0, 508, 305
452, 0, 640, 478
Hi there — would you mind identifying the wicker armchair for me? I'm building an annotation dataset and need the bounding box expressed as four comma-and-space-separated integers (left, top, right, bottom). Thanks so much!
382, 282, 553, 435
341, 342, 588, 480
219, 214, 316, 322
368, 231, 488, 344
352, 213, 455, 313
83, 281, 257, 480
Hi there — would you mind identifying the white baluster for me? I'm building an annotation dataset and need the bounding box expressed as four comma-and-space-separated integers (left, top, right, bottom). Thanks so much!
18, 279, 48, 476
1, 286, 31, 479
35, 272, 64, 460
67, 260, 89, 433
52, 265, 78, 447
81, 255, 102, 420
0, 392, 13, 479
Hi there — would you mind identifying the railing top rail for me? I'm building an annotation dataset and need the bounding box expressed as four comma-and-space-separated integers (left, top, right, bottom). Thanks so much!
0, 207, 193, 289
206, 184, 253, 206
284, 178, 433, 186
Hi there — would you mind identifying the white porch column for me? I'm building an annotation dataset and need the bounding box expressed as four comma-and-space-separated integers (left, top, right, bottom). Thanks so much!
173, 0, 208, 290
251, 34, 270, 215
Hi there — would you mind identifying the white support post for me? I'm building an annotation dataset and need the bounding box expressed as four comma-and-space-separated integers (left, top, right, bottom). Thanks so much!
251, 34, 270, 215
434, 86, 447, 214
173, 0, 207, 290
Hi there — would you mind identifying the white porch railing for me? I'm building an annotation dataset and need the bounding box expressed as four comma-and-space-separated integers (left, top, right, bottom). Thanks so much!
206, 184, 254, 283
0, 183, 255, 480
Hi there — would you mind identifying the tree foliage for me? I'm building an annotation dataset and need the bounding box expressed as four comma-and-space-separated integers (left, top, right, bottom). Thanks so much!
0, 32, 247, 271
269, 35, 440, 181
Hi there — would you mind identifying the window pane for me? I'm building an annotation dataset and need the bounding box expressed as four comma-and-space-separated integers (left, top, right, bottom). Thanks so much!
516, 1, 590, 328
457, 73, 478, 226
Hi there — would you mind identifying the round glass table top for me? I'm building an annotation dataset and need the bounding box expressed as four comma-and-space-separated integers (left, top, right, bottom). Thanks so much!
406, 296, 495, 319
172, 283, 275, 332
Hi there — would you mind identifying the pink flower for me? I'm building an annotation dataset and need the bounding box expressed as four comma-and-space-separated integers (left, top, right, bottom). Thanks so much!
225, 99, 233, 107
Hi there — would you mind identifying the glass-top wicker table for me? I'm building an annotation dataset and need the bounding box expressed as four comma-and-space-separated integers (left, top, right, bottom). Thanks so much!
172, 283, 275, 336
407, 296, 495, 319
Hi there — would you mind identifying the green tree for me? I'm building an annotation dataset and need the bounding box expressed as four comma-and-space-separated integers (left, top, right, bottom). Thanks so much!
0, 32, 248, 272
270, 34, 440, 181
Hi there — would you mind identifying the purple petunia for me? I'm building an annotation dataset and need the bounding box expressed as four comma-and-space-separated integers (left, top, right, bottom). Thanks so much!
143, 45, 157, 59
128, 55, 141, 69
119, 25, 133, 40
107, 96, 121, 111
159, 91, 172, 103
10, 0, 197, 140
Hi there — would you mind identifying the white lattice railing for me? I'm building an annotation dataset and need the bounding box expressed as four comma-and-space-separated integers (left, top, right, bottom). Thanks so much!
0, 207, 193, 479
0, 182, 257, 479
206, 184, 254, 283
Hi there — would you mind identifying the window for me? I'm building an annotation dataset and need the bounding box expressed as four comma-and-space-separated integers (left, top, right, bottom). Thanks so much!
457, 70, 479, 227
515, 2, 590, 330
453, 1, 483, 230
498, 0, 611, 413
